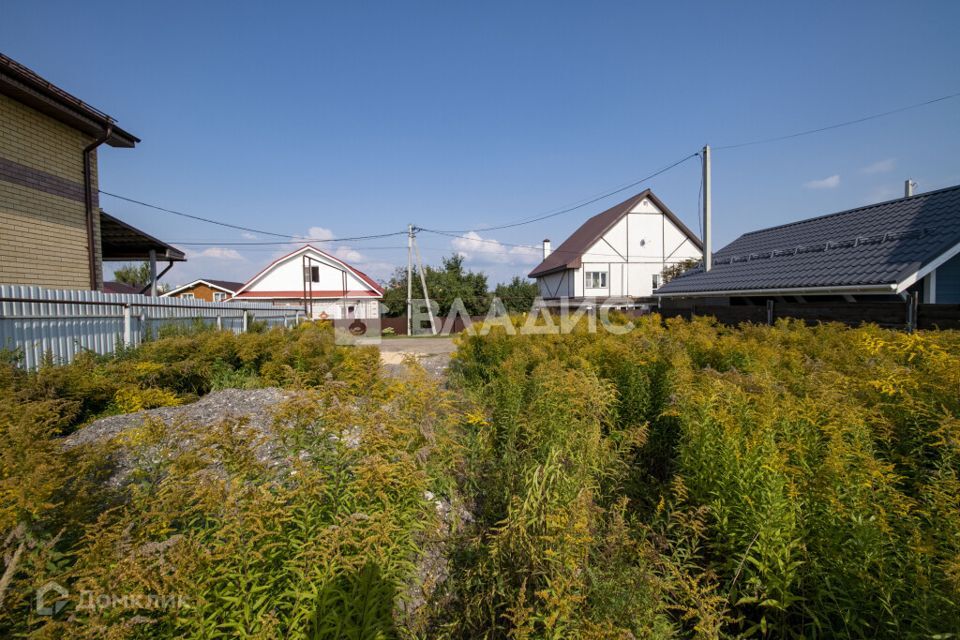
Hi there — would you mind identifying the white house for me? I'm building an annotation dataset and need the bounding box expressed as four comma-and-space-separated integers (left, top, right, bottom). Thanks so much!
528, 189, 703, 302
232, 245, 383, 319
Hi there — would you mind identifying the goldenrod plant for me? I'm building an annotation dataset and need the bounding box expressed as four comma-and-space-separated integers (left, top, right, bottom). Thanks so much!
1, 317, 958, 637
443, 315, 960, 638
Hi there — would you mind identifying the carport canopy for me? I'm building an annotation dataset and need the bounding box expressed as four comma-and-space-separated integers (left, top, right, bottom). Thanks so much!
100, 210, 186, 262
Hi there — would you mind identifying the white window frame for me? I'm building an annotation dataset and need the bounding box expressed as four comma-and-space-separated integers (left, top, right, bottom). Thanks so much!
652, 273, 661, 290
585, 271, 607, 289
213, 292, 228, 302
181, 292, 195, 299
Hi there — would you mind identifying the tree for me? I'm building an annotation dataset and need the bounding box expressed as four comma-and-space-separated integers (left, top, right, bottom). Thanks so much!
112, 262, 151, 287
493, 276, 538, 313
381, 254, 490, 317
660, 257, 700, 285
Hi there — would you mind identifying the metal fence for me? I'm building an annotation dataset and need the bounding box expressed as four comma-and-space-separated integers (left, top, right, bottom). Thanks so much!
0, 285, 303, 370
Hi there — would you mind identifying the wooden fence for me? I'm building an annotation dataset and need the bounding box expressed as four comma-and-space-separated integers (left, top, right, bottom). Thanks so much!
381, 301, 960, 336
380, 315, 488, 336
0, 285, 303, 369
659, 300, 960, 331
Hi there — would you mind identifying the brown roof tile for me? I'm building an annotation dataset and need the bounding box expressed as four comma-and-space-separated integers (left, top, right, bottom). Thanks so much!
528, 189, 702, 278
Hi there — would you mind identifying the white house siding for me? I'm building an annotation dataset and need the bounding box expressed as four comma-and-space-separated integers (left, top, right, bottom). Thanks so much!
234, 246, 382, 319
251, 255, 371, 294
541, 197, 702, 299
255, 298, 380, 320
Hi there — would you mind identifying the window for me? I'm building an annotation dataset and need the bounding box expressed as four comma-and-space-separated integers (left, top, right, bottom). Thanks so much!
181, 293, 195, 299
585, 271, 607, 289
652, 274, 661, 290
311, 266, 320, 283
213, 292, 227, 302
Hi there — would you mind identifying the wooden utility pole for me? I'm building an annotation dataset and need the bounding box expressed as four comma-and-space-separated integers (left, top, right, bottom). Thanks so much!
702, 144, 712, 272
406, 224, 413, 335
413, 234, 437, 335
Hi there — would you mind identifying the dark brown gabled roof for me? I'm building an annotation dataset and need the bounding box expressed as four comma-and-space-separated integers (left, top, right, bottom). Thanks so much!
103, 281, 141, 295
0, 52, 139, 147
161, 279, 245, 298
203, 279, 246, 293
528, 189, 703, 278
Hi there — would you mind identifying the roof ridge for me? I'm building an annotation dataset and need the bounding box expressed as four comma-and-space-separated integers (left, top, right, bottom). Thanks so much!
740, 183, 960, 238
528, 188, 703, 278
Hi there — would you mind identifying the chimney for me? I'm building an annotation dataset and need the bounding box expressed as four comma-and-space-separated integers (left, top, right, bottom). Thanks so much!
543, 239, 552, 259
904, 179, 915, 197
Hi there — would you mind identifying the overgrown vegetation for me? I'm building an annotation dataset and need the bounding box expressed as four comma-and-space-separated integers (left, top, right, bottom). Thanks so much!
2, 317, 958, 638
0, 322, 462, 638
444, 315, 960, 638
1, 321, 378, 432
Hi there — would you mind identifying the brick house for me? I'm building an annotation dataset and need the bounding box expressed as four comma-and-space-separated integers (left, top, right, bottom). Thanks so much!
162, 279, 245, 303
0, 52, 184, 291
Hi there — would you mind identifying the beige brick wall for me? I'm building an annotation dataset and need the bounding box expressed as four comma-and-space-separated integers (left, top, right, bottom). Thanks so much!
0, 94, 93, 181
0, 93, 101, 289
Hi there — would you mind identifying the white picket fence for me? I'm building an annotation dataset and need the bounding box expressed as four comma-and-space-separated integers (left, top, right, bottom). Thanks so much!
0, 285, 303, 370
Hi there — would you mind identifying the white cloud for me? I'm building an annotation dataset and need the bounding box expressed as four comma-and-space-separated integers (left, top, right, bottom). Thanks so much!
241, 231, 258, 240
332, 245, 366, 263
352, 261, 394, 281
159, 247, 251, 288
804, 174, 840, 190
451, 231, 541, 265
299, 226, 335, 242
189, 247, 246, 260
860, 158, 896, 175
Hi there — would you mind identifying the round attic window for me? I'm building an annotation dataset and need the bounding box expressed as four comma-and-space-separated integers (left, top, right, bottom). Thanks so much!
639, 239, 646, 247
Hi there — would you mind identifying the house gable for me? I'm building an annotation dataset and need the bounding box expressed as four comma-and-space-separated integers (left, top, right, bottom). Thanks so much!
234, 245, 383, 299
528, 189, 702, 280
163, 279, 243, 299
532, 191, 703, 299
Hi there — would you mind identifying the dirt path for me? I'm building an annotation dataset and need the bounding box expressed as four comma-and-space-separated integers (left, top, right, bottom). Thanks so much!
378, 336, 458, 379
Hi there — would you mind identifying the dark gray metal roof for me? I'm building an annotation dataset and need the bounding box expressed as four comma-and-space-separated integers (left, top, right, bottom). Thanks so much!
657, 184, 960, 296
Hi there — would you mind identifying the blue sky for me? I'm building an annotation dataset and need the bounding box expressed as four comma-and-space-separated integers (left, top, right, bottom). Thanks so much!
3, 1, 959, 286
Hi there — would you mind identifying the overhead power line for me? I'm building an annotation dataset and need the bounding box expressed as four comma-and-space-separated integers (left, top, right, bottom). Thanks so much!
427, 152, 700, 234
101, 190, 299, 238
99, 190, 408, 243
170, 234, 408, 246
715, 90, 960, 150
418, 228, 698, 263
105, 90, 960, 264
